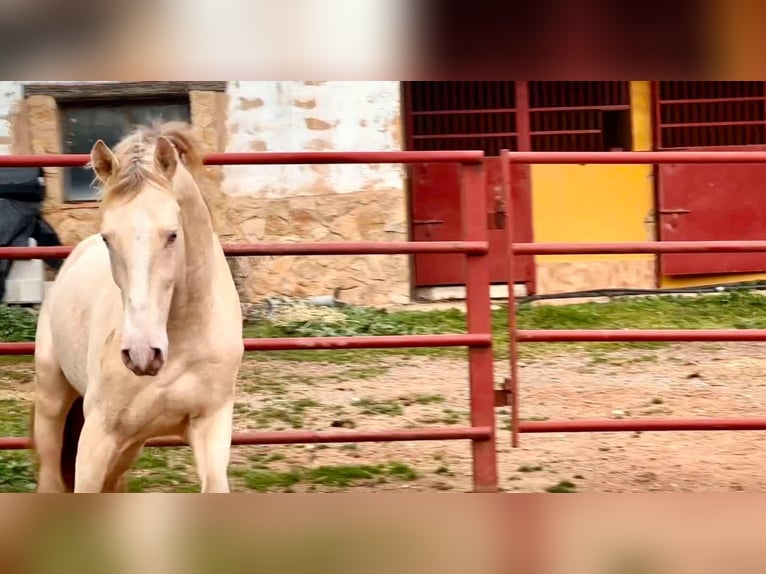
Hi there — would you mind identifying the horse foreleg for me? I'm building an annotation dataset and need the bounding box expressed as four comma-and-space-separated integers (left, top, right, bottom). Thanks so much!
33, 370, 78, 493
103, 443, 143, 493
187, 401, 234, 493
73, 414, 121, 493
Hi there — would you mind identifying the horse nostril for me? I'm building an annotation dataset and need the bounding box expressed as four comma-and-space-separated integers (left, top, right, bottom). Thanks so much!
121, 349, 131, 368
151, 347, 163, 362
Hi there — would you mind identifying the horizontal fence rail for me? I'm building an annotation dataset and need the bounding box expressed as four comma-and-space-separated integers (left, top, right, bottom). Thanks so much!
0, 427, 493, 451
515, 241, 766, 255
0, 334, 492, 356
505, 151, 766, 163
517, 330, 766, 343
0, 241, 489, 260
0, 150, 485, 167
518, 419, 766, 433
13, 240, 766, 261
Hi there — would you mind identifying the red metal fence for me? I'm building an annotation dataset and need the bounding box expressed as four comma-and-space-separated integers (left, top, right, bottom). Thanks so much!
0, 150, 500, 492
500, 149, 766, 449
6, 148, 766, 492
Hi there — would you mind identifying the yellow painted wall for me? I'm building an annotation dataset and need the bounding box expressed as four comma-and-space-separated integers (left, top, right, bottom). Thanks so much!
530, 79, 766, 292
530, 82, 656, 283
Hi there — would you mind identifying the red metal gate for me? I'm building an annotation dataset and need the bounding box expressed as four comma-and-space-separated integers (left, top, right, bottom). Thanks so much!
0, 149, 499, 493
500, 149, 766, 449
654, 81, 766, 275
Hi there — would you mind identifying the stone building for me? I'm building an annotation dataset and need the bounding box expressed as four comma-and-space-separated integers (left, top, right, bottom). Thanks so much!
0, 81, 410, 307
4, 81, 764, 308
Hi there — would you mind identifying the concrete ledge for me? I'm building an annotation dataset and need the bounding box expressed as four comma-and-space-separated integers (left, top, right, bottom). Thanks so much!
415, 283, 527, 302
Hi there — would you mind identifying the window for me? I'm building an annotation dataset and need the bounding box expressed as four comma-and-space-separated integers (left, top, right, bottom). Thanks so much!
655, 82, 766, 149
60, 98, 191, 202
403, 81, 518, 155
23, 82, 226, 203
528, 81, 632, 151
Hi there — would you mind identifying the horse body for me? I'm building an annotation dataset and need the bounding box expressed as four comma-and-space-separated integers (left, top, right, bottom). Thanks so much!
33, 122, 243, 493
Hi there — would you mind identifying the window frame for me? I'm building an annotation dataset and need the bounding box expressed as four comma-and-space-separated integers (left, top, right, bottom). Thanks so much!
59, 97, 192, 203
22, 82, 226, 204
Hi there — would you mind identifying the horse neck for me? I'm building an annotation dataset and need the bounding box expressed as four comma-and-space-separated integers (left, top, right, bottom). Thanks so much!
168, 176, 216, 329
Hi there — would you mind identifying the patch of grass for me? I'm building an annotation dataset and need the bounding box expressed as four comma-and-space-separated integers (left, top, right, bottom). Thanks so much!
241, 380, 289, 395
243, 292, 766, 363
399, 393, 445, 406
0, 305, 37, 342
333, 366, 390, 381
0, 368, 33, 383
435, 465, 455, 477
0, 399, 31, 435
308, 462, 418, 487
545, 479, 577, 493
354, 394, 447, 417
130, 449, 198, 493
386, 462, 418, 481
352, 398, 404, 417
248, 452, 286, 467
233, 402, 253, 416
417, 408, 468, 426
439, 409, 464, 425
517, 464, 544, 473
233, 461, 418, 492
6, 293, 766, 370
251, 398, 320, 429
0, 399, 36, 493
589, 353, 612, 365
309, 464, 385, 487
235, 467, 303, 492
0, 355, 33, 365
245, 306, 468, 339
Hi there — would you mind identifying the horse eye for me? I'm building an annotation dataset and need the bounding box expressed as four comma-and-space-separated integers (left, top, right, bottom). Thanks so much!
166, 231, 178, 246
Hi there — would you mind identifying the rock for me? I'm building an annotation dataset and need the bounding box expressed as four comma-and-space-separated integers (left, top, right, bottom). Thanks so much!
330, 419, 356, 429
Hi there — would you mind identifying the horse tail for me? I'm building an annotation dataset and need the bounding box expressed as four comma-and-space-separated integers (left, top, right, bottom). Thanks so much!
60, 396, 84, 492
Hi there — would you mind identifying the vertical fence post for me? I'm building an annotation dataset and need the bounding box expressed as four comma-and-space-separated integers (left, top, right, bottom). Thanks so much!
501, 149, 521, 448
461, 159, 499, 492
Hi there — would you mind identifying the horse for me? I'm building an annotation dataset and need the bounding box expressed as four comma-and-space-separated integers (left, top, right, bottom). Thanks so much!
32, 121, 244, 493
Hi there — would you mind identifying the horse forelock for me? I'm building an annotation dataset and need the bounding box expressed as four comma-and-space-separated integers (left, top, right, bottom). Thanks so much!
96, 121, 207, 209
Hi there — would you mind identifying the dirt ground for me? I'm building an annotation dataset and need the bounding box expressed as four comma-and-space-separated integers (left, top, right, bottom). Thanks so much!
7, 341, 766, 492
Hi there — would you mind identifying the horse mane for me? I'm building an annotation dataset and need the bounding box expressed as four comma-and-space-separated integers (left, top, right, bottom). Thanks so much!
94, 120, 208, 208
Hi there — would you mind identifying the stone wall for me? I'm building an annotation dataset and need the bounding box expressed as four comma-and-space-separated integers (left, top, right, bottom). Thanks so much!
0, 81, 411, 306
220, 81, 409, 306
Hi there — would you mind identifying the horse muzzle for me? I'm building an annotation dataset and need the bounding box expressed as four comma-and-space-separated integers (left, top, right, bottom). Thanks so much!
121, 346, 165, 377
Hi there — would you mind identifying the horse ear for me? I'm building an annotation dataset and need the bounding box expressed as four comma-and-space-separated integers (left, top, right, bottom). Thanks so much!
154, 136, 178, 181
90, 140, 117, 183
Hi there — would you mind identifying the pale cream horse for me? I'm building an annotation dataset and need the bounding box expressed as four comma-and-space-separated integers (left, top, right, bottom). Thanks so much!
32, 121, 244, 493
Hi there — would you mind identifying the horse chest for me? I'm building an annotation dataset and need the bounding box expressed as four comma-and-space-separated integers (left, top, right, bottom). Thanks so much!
90, 371, 208, 436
